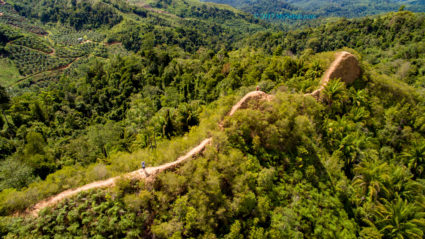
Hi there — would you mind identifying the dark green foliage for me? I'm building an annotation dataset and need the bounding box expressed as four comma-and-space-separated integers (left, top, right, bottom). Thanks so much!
0, 0, 425, 238
246, 11, 425, 55
0, 5, 47, 35
204, 0, 425, 20
5, 44, 74, 76
0, 24, 21, 46
0, 85, 9, 110
1, 189, 151, 238
4, 58, 425, 238
11, 35, 53, 54
12, 0, 123, 30
0, 84, 10, 127
245, 12, 425, 86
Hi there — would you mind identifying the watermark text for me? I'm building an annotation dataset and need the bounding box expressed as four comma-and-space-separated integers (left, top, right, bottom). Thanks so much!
254, 13, 317, 20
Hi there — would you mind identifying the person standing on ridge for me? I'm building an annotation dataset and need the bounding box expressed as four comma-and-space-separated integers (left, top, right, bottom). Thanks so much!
256, 86, 259, 91
141, 161, 149, 176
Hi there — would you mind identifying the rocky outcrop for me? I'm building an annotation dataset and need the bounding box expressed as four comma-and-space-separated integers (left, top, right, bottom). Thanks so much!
310, 51, 361, 97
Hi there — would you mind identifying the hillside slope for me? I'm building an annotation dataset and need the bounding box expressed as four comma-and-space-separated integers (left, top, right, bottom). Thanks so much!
0, 0, 266, 87
0, 3, 425, 238
25, 51, 359, 217
202, 0, 425, 19
0, 0, 268, 193
2, 48, 425, 238
243, 11, 425, 88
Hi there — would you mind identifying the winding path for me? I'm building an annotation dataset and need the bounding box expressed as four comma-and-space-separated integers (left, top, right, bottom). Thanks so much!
30, 138, 212, 216
29, 90, 268, 216
27, 51, 360, 216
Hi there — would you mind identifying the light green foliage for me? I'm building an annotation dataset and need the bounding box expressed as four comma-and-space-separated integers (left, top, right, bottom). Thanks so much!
3, 49, 425, 238
0, 158, 35, 191
0, 0, 425, 238
0, 58, 21, 86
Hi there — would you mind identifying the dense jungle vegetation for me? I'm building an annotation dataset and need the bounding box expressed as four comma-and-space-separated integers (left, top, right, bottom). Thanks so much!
0, 0, 425, 238
204, 0, 425, 19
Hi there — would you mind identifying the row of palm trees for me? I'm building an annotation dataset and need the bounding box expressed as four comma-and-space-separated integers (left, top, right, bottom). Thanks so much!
321, 79, 425, 238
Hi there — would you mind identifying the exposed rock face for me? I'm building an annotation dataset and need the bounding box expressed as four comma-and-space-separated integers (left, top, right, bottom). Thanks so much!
326, 51, 361, 84
310, 51, 361, 97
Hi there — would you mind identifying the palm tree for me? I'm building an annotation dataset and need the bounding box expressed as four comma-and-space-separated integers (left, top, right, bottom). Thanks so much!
322, 79, 346, 106
401, 140, 425, 178
386, 166, 414, 201
350, 88, 367, 107
321, 79, 347, 115
340, 131, 374, 178
374, 195, 425, 239
352, 157, 391, 202
162, 109, 174, 139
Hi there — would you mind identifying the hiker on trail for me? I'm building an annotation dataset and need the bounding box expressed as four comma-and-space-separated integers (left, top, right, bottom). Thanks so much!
256, 86, 260, 91
141, 161, 149, 177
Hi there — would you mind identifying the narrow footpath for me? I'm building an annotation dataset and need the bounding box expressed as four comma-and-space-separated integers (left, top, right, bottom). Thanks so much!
28, 51, 360, 216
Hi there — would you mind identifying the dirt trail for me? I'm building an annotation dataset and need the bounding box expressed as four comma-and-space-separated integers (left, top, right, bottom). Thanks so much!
29, 90, 270, 216
27, 51, 359, 216
30, 138, 212, 216
48, 47, 55, 56
51, 57, 79, 71
13, 57, 79, 86
228, 91, 273, 116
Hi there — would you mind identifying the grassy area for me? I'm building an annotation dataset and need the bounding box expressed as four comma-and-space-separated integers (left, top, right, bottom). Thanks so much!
0, 57, 21, 86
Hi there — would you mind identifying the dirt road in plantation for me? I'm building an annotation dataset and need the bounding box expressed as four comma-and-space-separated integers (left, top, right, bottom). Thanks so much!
28, 51, 359, 216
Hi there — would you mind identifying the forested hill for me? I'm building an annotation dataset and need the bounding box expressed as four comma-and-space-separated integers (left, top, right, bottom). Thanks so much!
1, 0, 425, 237
202, 0, 425, 19
243, 11, 425, 88
285, 0, 425, 17
201, 0, 298, 16
0, 0, 267, 188
0, 0, 267, 88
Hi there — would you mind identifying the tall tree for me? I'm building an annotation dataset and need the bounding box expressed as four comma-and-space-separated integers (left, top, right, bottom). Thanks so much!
402, 140, 425, 179
352, 157, 391, 202
374, 196, 425, 238
163, 109, 174, 139
0, 85, 10, 126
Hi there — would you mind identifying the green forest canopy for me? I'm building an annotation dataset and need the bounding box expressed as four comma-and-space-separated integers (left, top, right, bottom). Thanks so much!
0, 0, 424, 238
